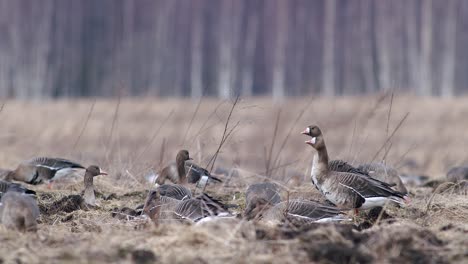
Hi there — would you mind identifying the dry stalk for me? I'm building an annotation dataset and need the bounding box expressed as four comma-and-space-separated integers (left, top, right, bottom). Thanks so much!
105, 95, 121, 161
265, 109, 281, 175
371, 112, 410, 162
72, 99, 96, 151
206, 96, 240, 173
181, 99, 202, 146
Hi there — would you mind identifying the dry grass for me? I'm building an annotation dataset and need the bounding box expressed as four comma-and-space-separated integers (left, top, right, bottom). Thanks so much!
0, 96, 467, 263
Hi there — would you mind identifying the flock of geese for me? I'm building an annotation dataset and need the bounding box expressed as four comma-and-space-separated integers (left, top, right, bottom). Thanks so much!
0, 125, 466, 232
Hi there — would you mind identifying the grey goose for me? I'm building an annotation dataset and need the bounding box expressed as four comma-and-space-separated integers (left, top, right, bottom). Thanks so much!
244, 182, 349, 224
143, 188, 229, 224
0, 191, 40, 232
302, 125, 408, 212
3, 157, 85, 186
357, 162, 408, 193
244, 182, 281, 220
155, 150, 222, 185
0, 179, 36, 198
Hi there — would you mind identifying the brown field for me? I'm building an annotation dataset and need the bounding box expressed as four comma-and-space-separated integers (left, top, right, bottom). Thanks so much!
0, 95, 467, 263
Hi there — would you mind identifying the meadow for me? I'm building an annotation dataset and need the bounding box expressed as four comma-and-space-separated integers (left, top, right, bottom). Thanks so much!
0, 95, 467, 263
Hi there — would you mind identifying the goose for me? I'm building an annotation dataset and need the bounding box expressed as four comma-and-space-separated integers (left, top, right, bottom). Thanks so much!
155, 150, 222, 185
357, 163, 408, 193
3, 157, 85, 186
244, 182, 281, 220
143, 188, 229, 224
302, 125, 408, 213
82, 165, 108, 206
0, 192, 40, 232
247, 198, 349, 225
40, 165, 107, 214
446, 166, 468, 182
0, 179, 36, 198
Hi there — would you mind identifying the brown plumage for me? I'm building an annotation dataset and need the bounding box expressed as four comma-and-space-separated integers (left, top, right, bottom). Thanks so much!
3, 157, 85, 185
244, 182, 281, 220
155, 150, 222, 185
446, 166, 468, 182
302, 125, 407, 211
82, 165, 107, 206
358, 163, 408, 193
143, 189, 229, 224
262, 200, 349, 225
0, 192, 40, 232
0, 179, 36, 198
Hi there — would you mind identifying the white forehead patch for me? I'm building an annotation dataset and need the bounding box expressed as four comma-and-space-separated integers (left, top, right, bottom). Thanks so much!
311, 137, 317, 144
306, 127, 310, 134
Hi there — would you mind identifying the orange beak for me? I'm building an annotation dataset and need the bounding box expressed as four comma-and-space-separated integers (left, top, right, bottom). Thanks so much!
301, 128, 310, 135
99, 169, 108, 176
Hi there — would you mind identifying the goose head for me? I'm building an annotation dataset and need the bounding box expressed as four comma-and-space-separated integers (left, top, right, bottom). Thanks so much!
143, 189, 161, 222
176, 150, 192, 164
302, 125, 325, 150
85, 165, 107, 177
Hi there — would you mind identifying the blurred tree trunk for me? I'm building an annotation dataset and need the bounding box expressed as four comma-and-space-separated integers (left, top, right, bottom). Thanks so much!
375, 1, 391, 91
419, 0, 433, 95
190, 0, 204, 98
322, 0, 336, 96
240, 4, 259, 97
271, 0, 287, 99
441, 0, 458, 97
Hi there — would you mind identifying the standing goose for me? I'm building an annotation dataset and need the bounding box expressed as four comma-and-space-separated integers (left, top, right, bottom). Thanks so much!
302, 125, 408, 212
302, 127, 370, 176
4, 157, 85, 186
82, 165, 108, 206
0, 179, 36, 198
357, 163, 408, 193
0, 192, 40, 232
155, 150, 222, 185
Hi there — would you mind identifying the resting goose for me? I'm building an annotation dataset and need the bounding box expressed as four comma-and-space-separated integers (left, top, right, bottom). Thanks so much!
3, 157, 85, 186
358, 163, 408, 193
446, 166, 468, 182
143, 188, 229, 224
302, 125, 408, 212
244, 182, 281, 220
39, 165, 107, 214
0, 192, 40, 232
247, 198, 349, 225
155, 150, 222, 185
0, 179, 36, 198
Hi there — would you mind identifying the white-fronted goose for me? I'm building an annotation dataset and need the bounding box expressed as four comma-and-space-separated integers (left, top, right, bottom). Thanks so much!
358, 163, 408, 193
155, 150, 222, 185
248, 198, 349, 225
155, 184, 192, 200
446, 166, 468, 182
0, 179, 36, 198
302, 125, 408, 212
244, 182, 281, 220
143, 189, 229, 224
0, 192, 40, 232
82, 165, 108, 206
4, 157, 85, 185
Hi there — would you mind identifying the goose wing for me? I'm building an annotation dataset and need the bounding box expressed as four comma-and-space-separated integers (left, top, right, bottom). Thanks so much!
0, 180, 36, 197
329, 160, 370, 177
335, 172, 405, 199
157, 184, 192, 200
21, 157, 85, 183
185, 161, 222, 184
